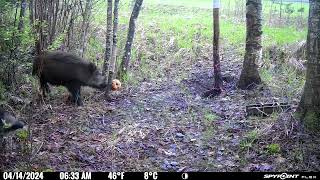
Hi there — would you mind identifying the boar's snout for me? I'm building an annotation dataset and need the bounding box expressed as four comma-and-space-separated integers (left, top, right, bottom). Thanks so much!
99, 80, 108, 89
86, 63, 107, 89
89, 73, 107, 89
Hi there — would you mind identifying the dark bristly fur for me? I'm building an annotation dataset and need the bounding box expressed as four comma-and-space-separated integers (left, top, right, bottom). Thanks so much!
33, 51, 107, 106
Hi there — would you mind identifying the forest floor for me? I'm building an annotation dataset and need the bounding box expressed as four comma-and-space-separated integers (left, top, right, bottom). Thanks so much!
2, 42, 320, 172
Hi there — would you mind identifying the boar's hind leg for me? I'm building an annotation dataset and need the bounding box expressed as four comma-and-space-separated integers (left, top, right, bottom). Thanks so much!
66, 82, 83, 106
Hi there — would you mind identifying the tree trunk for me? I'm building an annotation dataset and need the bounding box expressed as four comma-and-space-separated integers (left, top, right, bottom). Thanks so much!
18, 0, 27, 32
106, 0, 120, 96
80, 0, 93, 57
279, 0, 283, 25
47, 0, 53, 45
240, 0, 245, 20
49, 0, 59, 46
227, 0, 231, 16
238, 0, 262, 89
35, 0, 45, 55
296, 0, 320, 133
29, 0, 34, 26
269, 1, 273, 25
103, 0, 113, 77
29, 0, 82, 53
5, 3, 20, 87
118, 0, 143, 79
66, 7, 76, 51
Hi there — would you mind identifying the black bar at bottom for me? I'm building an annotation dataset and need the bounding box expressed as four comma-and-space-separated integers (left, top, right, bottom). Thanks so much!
0, 172, 319, 180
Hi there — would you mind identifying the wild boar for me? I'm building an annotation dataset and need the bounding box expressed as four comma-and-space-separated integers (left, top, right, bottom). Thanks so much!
0, 109, 24, 135
32, 51, 107, 106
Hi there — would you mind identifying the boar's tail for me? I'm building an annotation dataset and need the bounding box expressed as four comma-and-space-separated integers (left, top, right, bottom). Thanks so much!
32, 57, 40, 76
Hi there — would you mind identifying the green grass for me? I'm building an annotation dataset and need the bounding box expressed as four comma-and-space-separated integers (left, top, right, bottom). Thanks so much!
221, 0, 309, 19
266, 143, 281, 154
240, 129, 260, 151
142, 0, 306, 48
220, 20, 246, 46
262, 0, 309, 18
16, 129, 29, 140
263, 26, 307, 46
220, 20, 307, 47
140, 4, 212, 49
204, 111, 218, 123
150, 0, 310, 19
201, 110, 218, 143
93, 0, 307, 50
260, 68, 274, 83
260, 65, 305, 100
145, 0, 213, 9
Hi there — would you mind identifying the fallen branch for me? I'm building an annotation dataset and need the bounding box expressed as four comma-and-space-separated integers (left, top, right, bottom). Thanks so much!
246, 102, 291, 117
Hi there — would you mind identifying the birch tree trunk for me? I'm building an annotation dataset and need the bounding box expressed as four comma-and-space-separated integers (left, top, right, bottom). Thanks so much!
238, 0, 262, 89
103, 0, 113, 77
106, 0, 120, 95
80, 0, 93, 57
279, 0, 283, 25
118, 0, 143, 79
18, 0, 27, 32
296, 0, 320, 133
29, 0, 34, 26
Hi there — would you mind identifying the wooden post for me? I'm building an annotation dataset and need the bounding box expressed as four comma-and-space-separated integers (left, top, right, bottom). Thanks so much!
213, 0, 222, 91
203, 0, 223, 97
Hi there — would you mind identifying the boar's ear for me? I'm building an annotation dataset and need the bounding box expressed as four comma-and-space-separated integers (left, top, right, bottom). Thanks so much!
88, 62, 97, 73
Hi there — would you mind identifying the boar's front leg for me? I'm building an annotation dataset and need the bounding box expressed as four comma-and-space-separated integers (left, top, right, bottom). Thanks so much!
40, 77, 51, 97
66, 82, 83, 106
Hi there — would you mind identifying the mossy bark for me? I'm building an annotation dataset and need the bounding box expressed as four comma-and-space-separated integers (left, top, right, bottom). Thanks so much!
118, 0, 144, 80
103, 0, 113, 77
238, 0, 262, 89
106, 0, 119, 96
296, 0, 320, 133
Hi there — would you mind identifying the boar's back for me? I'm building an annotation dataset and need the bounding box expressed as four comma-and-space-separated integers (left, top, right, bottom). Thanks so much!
33, 51, 96, 86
